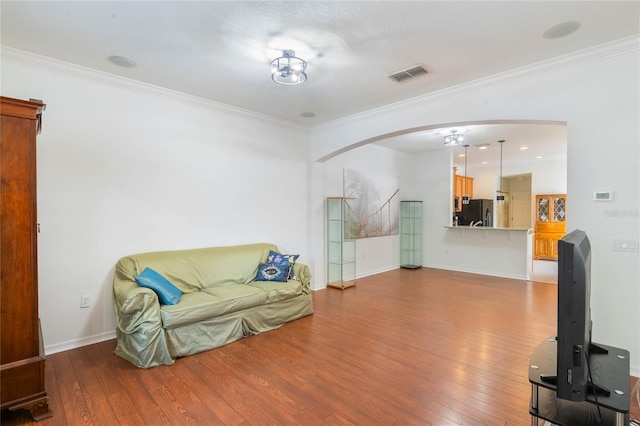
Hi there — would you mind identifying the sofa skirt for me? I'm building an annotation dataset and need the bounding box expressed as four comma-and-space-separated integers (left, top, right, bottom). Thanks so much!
165, 293, 314, 359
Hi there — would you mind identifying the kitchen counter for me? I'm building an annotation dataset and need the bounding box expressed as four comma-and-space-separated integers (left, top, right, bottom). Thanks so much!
440, 226, 534, 280
444, 226, 533, 232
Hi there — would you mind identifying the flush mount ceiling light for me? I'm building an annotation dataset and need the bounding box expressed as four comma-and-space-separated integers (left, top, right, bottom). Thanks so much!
271, 50, 307, 85
444, 130, 464, 146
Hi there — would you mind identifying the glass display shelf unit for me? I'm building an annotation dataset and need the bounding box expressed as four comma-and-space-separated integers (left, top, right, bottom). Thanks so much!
400, 201, 423, 269
327, 197, 356, 289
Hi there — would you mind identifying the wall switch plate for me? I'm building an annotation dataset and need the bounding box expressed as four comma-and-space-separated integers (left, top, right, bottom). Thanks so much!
80, 295, 91, 308
613, 238, 638, 252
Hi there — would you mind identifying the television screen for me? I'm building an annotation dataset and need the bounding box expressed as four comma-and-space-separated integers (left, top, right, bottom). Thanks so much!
555, 229, 608, 401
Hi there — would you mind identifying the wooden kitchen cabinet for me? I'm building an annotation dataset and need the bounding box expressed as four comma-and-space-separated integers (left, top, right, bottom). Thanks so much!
534, 194, 567, 260
452, 167, 474, 212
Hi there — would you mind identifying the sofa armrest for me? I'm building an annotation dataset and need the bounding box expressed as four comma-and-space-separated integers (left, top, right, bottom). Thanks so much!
112, 257, 174, 368
113, 279, 160, 331
293, 262, 312, 294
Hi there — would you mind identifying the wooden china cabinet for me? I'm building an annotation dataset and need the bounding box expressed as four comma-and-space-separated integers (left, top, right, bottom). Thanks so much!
0, 96, 51, 420
533, 194, 567, 260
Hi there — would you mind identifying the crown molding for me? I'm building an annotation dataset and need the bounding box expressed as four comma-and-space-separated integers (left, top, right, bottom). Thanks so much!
0, 46, 306, 131
2, 35, 637, 133
314, 35, 640, 131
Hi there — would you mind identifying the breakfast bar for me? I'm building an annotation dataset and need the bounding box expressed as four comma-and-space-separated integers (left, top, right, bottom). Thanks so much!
443, 226, 534, 280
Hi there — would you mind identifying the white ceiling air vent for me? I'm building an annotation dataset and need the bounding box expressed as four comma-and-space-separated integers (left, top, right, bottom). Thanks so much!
387, 64, 428, 83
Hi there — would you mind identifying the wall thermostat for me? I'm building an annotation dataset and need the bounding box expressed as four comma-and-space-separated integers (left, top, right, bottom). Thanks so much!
593, 190, 614, 201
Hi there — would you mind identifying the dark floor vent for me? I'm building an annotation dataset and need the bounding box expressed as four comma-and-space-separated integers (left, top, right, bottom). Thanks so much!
387, 65, 428, 83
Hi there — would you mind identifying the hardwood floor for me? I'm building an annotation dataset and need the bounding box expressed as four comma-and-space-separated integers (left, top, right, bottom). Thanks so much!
2, 267, 638, 425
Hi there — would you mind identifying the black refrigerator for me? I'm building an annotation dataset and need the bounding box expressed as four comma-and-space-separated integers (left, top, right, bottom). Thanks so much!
457, 199, 494, 226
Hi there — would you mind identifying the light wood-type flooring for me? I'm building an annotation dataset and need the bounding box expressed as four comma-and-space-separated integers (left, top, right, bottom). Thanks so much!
3, 267, 639, 425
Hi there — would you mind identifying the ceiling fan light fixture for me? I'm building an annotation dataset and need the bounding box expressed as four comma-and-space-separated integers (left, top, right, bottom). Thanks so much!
271, 50, 307, 85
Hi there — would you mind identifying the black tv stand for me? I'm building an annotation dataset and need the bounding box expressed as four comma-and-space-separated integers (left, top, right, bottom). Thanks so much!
590, 341, 609, 355
540, 374, 558, 384
529, 337, 630, 426
589, 381, 611, 398
539, 372, 611, 398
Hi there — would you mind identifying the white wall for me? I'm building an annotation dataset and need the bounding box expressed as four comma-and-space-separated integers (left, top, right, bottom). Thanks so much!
309, 38, 640, 375
469, 157, 567, 200
2, 50, 311, 353
316, 143, 412, 287
2, 39, 638, 376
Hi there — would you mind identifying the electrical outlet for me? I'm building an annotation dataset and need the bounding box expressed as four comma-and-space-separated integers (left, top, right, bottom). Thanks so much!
80, 295, 90, 309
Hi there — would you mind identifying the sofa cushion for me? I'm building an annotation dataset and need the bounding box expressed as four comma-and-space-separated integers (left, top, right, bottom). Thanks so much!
267, 250, 299, 280
255, 261, 290, 282
135, 267, 182, 305
160, 285, 267, 329
245, 280, 303, 304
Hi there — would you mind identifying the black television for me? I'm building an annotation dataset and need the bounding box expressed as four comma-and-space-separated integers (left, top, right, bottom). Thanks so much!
554, 229, 609, 401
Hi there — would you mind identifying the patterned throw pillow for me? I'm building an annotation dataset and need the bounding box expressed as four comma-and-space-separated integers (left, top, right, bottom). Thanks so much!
256, 261, 291, 282
267, 250, 299, 280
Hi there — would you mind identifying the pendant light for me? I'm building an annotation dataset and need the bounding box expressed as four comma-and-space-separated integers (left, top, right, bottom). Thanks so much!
497, 140, 506, 203
462, 144, 470, 205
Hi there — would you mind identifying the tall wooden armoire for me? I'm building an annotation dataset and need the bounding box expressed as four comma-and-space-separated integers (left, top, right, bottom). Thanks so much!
0, 96, 51, 420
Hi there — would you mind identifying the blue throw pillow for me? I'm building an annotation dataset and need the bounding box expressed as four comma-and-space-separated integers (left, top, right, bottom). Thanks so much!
256, 261, 290, 282
267, 250, 299, 280
135, 267, 182, 305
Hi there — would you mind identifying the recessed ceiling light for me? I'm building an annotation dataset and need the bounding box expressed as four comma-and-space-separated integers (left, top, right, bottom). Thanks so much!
520, 146, 529, 150
536, 155, 543, 159
108, 55, 137, 68
476, 144, 490, 150
543, 21, 581, 40
458, 154, 465, 158
300, 112, 316, 118
481, 161, 488, 165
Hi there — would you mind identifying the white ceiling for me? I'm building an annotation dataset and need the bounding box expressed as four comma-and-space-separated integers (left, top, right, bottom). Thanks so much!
1, 1, 637, 163
374, 121, 568, 169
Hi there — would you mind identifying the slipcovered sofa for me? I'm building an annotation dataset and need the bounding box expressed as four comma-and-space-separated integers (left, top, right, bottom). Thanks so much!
112, 243, 313, 368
